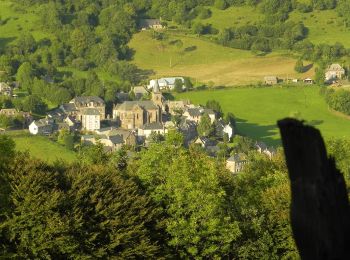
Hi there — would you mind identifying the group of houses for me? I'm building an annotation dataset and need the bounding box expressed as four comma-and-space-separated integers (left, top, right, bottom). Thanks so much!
28, 80, 234, 155
225, 142, 277, 174
0, 82, 19, 97
263, 63, 347, 86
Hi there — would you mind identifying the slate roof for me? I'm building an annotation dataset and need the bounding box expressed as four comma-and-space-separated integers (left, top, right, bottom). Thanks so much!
186, 108, 202, 117
115, 101, 158, 111
71, 96, 105, 105
227, 153, 247, 162
140, 122, 164, 130
61, 103, 77, 112
108, 135, 124, 144
82, 108, 100, 116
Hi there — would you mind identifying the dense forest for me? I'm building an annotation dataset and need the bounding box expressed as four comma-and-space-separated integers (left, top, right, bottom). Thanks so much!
1, 132, 349, 258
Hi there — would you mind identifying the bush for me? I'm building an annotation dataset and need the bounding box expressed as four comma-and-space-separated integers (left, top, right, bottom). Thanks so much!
199, 8, 212, 19
215, 0, 228, 10
72, 58, 90, 71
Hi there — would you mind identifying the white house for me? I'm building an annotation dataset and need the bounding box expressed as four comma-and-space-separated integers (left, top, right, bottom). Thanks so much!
325, 64, 345, 81
149, 77, 185, 90
138, 122, 167, 139
223, 123, 234, 139
29, 119, 54, 135
82, 108, 100, 131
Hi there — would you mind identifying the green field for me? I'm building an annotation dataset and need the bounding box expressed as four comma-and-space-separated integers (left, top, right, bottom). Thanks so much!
176, 86, 350, 145
129, 31, 311, 86
6, 131, 77, 163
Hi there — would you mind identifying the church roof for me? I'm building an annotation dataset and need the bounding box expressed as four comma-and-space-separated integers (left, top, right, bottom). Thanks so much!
115, 101, 158, 111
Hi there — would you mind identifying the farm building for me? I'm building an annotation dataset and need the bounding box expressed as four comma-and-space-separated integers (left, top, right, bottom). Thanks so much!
325, 64, 345, 81
139, 19, 163, 30
264, 76, 278, 85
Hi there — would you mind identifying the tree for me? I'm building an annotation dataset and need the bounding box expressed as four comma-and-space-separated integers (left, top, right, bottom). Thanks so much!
184, 77, 193, 89
57, 129, 74, 150
314, 67, 325, 85
130, 142, 241, 258
16, 62, 34, 93
224, 112, 236, 127
174, 78, 183, 93
0, 115, 13, 129
294, 59, 304, 73
197, 113, 214, 137
22, 95, 47, 114
215, 0, 228, 10
206, 99, 223, 117
78, 142, 110, 165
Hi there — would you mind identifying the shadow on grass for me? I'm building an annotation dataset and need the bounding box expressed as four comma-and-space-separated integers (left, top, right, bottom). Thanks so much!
235, 117, 281, 146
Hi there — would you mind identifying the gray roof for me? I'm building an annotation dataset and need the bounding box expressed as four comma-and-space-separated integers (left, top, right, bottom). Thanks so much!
61, 103, 77, 112
82, 108, 100, 116
108, 135, 124, 144
133, 86, 149, 94
71, 96, 105, 105
227, 153, 247, 162
256, 141, 267, 150
141, 122, 164, 130
139, 19, 161, 28
187, 108, 202, 117
115, 101, 158, 111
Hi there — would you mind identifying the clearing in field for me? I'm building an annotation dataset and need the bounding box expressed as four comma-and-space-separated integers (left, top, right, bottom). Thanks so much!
129, 31, 313, 86
7, 131, 77, 163
176, 86, 350, 145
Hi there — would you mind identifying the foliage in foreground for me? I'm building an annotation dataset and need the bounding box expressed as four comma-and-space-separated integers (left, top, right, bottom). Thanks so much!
0, 134, 303, 258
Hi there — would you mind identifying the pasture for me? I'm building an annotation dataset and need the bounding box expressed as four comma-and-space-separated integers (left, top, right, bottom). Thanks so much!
6, 131, 77, 163
176, 86, 350, 145
129, 31, 312, 86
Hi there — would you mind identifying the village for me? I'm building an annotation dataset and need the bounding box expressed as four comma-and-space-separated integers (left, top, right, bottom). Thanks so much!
0, 62, 348, 173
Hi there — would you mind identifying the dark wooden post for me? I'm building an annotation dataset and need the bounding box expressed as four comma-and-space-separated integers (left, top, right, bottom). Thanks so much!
278, 118, 350, 260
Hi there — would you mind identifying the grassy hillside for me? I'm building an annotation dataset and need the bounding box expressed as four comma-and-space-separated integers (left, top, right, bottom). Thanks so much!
289, 9, 350, 47
195, 5, 350, 48
194, 5, 263, 29
0, 1, 50, 49
129, 31, 312, 86
7, 131, 77, 163
176, 86, 350, 145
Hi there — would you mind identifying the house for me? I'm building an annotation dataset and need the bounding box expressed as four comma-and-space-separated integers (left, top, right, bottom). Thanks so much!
64, 116, 79, 131
149, 77, 185, 90
226, 153, 247, 173
165, 100, 190, 114
132, 86, 149, 100
139, 19, 164, 30
0, 108, 18, 117
194, 136, 217, 148
303, 78, 314, 84
215, 119, 234, 140
256, 141, 276, 159
0, 109, 33, 127
325, 64, 345, 82
183, 107, 216, 123
264, 76, 278, 85
116, 92, 130, 102
178, 119, 198, 146
0, 82, 13, 96
62, 96, 105, 121
183, 108, 202, 123
82, 128, 137, 152
29, 119, 54, 135
138, 122, 167, 140
82, 108, 100, 131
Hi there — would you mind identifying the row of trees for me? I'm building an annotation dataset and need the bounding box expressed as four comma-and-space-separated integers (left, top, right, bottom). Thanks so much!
0, 132, 300, 258
323, 88, 350, 115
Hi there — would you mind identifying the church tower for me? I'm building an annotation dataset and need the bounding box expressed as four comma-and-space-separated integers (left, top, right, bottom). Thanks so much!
151, 79, 164, 108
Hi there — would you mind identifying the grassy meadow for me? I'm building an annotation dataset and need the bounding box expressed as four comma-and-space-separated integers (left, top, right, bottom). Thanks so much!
129, 31, 312, 86
176, 86, 350, 145
6, 131, 77, 163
